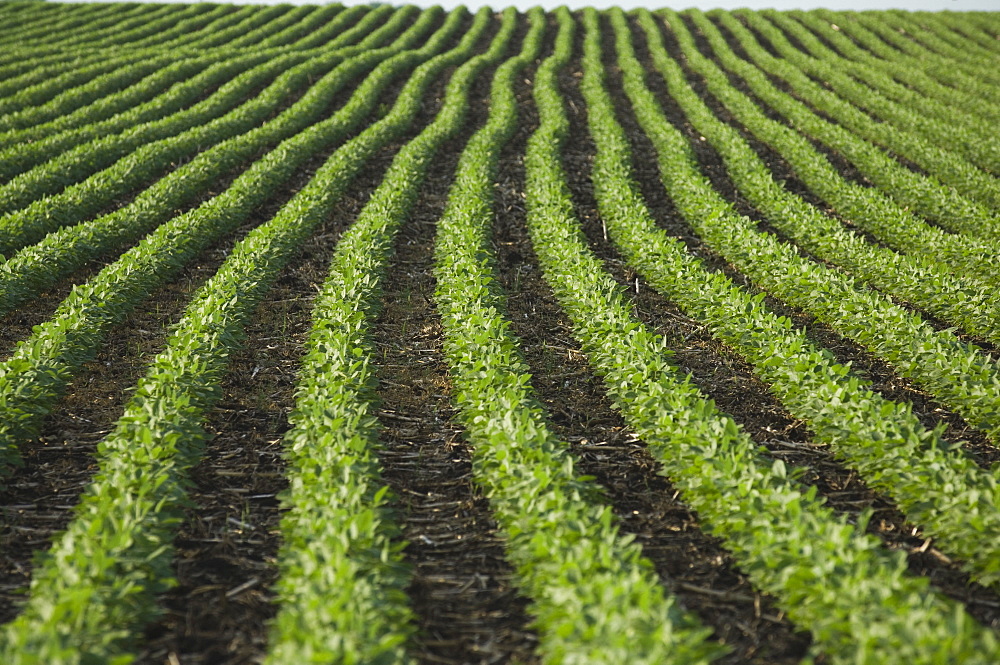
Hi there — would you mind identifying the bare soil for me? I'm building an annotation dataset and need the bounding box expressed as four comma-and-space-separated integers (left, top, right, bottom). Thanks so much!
2, 9, 999, 664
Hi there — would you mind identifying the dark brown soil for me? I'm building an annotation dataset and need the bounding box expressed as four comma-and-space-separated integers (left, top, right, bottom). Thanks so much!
0, 23, 440, 635
542, 28, 814, 661
651, 12, 1000, 451
2, 9, 999, 664
372, 22, 540, 665
602, 11, 1000, 632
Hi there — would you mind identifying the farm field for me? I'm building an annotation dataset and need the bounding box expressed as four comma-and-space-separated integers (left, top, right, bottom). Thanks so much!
0, 0, 999, 662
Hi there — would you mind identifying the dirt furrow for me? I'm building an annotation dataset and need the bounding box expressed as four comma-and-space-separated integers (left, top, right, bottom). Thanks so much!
135, 16, 481, 663
367, 19, 540, 665
0, 25, 437, 636
602, 13, 1000, 631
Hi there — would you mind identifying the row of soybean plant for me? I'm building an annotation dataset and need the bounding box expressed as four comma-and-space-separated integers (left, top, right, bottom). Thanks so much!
831, 9, 1000, 103
267, 8, 542, 660
0, 6, 492, 663
665, 9, 1000, 450
878, 10, 1000, 84
0, 5, 405, 237
0, 5, 454, 476
695, 10, 999, 237
0, 5, 378, 155
787, 10, 1000, 126
618, 5, 1000, 584
436, 7, 722, 663
0, 5, 413, 270
0, 3, 279, 105
812, 9, 1000, 116
521, 7, 999, 663
648, 8, 1000, 347
3, 1, 309, 63
763, 9, 1000, 192
674, 9, 1000, 275
738, 10, 1000, 206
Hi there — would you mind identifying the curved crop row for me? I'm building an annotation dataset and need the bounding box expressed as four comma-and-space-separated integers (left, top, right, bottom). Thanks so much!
223, 6, 318, 50
113, 3, 240, 49
8, 5, 255, 61
0, 5, 385, 149
7, 3, 164, 49
870, 11, 1000, 87
684, 9, 1000, 286
0, 43, 157, 106
0, 1, 94, 35
0, 52, 260, 158
934, 12, 1000, 53
645, 12, 1000, 346
0, 52, 311, 239
0, 46, 129, 88
0, 7, 437, 318
645, 9, 1000, 448
0, 51, 162, 117
111, 4, 246, 47
431, 9, 724, 663
815, 9, 1000, 115
263, 9, 518, 661
0, 6, 411, 254
159, 4, 293, 52
157, 5, 299, 51
45, 3, 195, 50
288, 4, 375, 50
750, 10, 1000, 189
0, 7, 463, 475
0, 2, 65, 37
790, 10, 1000, 126
134, 5, 262, 52
0, 4, 402, 175
841, 10, 1000, 106
0, 54, 218, 147
0, 50, 236, 135
887, 11, 1000, 75
622, 6, 1000, 592
252, 3, 343, 50
522, 8, 1000, 663
677, 11, 1000, 287
0, 8, 488, 663
702, 10, 999, 237
72, 4, 274, 52
88, 4, 251, 56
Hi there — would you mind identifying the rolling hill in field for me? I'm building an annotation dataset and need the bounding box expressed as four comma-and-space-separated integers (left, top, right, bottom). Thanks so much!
0, 1, 999, 663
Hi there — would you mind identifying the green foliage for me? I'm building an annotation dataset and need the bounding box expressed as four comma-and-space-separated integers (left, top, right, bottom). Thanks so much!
0, 6, 430, 316
433, 8, 723, 663
265, 7, 517, 662
0, 4, 998, 663
0, 6, 414, 252
650, 9, 1000, 449
696, 10, 1000, 243
0, 6, 455, 474
0, 6, 492, 662
746, 9, 1000, 198
538, 8, 1000, 662
629, 8, 1000, 585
